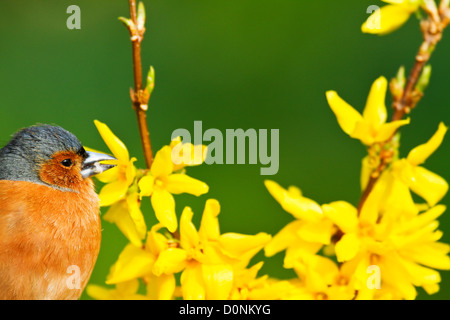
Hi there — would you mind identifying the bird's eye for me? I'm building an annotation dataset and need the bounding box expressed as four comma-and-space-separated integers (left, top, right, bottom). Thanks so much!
61, 159, 73, 167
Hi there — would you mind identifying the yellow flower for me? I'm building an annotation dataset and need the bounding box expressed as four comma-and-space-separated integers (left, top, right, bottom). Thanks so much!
326, 77, 410, 145
102, 191, 147, 247
263, 180, 335, 264
106, 224, 171, 283
86, 279, 148, 300
138, 140, 209, 233
160, 199, 271, 299
362, 0, 422, 35
286, 253, 356, 300
265, 172, 450, 299
92, 120, 137, 207
325, 199, 450, 299
392, 122, 448, 207
229, 262, 298, 300
170, 136, 208, 172
102, 223, 178, 300
99, 199, 271, 300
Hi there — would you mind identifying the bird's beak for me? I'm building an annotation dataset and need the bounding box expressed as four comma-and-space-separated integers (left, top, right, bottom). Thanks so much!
81, 151, 117, 179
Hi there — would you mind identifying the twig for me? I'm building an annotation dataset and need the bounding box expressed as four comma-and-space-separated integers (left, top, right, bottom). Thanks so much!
122, 0, 154, 168
357, 1, 448, 213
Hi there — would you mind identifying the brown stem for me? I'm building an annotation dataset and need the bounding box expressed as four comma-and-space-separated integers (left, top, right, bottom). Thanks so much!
357, 168, 379, 213
126, 0, 154, 168
357, 8, 447, 214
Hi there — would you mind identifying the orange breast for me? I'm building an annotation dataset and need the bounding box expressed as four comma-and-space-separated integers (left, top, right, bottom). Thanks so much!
0, 180, 101, 300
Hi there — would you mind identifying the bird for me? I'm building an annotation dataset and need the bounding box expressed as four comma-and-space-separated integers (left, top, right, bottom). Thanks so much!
0, 125, 116, 300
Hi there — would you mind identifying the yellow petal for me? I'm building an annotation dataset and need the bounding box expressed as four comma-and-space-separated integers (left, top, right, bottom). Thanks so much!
151, 189, 177, 233
302, 255, 340, 292
153, 248, 188, 276
116, 278, 140, 295
403, 242, 450, 270
138, 175, 155, 198
360, 156, 372, 191
375, 118, 410, 143
384, 175, 418, 216
199, 199, 221, 241
361, 4, 417, 35
409, 166, 449, 206
359, 171, 390, 224
126, 157, 137, 185
106, 244, 154, 284
335, 233, 360, 262
181, 262, 206, 300
146, 274, 176, 300
103, 201, 143, 247
95, 165, 120, 183
382, 253, 418, 300
407, 122, 448, 166
396, 205, 446, 234
264, 180, 323, 222
94, 120, 130, 162
326, 91, 363, 136
86, 284, 114, 300
322, 201, 358, 234
400, 259, 441, 287
126, 192, 147, 239
202, 264, 234, 300
297, 220, 334, 245
151, 145, 174, 178
264, 221, 302, 257
172, 142, 208, 172
350, 120, 375, 145
165, 174, 209, 196
99, 180, 129, 207
170, 136, 182, 148
423, 283, 440, 295
180, 206, 200, 250
218, 232, 271, 259
145, 223, 169, 256
363, 77, 388, 131
199, 242, 230, 265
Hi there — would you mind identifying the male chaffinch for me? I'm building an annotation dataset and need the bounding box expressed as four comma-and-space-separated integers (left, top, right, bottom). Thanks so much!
0, 125, 116, 300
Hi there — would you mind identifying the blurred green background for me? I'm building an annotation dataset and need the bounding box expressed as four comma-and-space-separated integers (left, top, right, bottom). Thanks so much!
1, 0, 449, 300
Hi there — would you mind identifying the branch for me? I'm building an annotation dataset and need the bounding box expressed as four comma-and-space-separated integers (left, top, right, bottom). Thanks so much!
357, 3, 447, 213
121, 0, 154, 168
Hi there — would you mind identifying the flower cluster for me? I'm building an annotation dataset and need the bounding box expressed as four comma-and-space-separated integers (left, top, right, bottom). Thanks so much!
87, 0, 450, 300
264, 77, 450, 299
87, 121, 284, 300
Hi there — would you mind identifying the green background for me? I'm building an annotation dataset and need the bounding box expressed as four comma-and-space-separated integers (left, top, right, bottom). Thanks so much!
1, 0, 449, 300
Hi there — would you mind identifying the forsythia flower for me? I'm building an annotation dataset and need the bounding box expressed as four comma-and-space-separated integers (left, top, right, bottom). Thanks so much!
326, 77, 410, 145
391, 122, 449, 207
102, 191, 147, 247
89, 199, 273, 300
264, 162, 450, 300
330, 201, 450, 299
175, 199, 271, 299
229, 262, 310, 300
263, 180, 335, 266
86, 279, 148, 300
362, 0, 422, 35
90, 120, 146, 246
92, 120, 137, 207
138, 138, 209, 232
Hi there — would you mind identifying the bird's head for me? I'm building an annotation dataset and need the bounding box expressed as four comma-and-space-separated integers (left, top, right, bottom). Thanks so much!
0, 125, 116, 192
